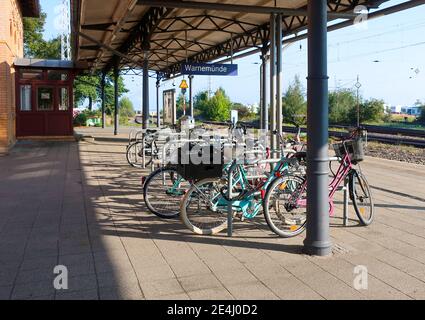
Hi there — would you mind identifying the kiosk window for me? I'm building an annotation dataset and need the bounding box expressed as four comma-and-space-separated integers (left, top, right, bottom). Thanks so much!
20, 85, 32, 111
37, 87, 54, 111
58, 87, 69, 111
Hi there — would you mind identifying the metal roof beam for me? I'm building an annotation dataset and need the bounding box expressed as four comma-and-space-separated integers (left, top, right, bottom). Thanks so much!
137, 0, 358, 19
81, 22, 116, 31
103, 6, 171, 72
78, 31, 139, 66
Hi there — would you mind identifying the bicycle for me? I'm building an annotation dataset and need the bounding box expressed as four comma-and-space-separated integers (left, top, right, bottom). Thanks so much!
142, 123, 265, 219
179, 134, 303, 236
263, 127, 374, 237
126, 129, 160, 168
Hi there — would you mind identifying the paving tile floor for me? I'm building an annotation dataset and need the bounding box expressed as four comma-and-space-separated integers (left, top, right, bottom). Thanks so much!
0, 137, 425, 300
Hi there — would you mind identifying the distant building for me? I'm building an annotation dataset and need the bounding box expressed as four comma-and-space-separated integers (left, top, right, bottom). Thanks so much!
385, 105, 422, 116
389, 105, 403, 114
406, 106, 422, 116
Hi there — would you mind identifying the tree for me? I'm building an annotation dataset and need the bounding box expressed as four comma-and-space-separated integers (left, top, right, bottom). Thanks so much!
349, 98, 385, 124
101, 73, 128, 115
119, 97, 135, 118
329, 89, 356, 124
176, 93, 189, 118
73, 72, 128, 113
74, 75, 99, 110
193, 88, 231, 121
282, 76, 307, 126
23, 12, 61, 59
206, 88, 232, 122
194, 90, 210, 118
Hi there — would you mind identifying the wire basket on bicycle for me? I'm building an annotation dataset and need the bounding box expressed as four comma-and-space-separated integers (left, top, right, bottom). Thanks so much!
333, 138, 365, 164
175, 142, 224, 181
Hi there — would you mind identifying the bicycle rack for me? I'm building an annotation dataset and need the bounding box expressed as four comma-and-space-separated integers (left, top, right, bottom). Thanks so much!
227, 160, 239, 237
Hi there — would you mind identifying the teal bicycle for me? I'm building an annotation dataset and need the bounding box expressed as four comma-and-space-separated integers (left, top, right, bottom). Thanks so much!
179, 153, 303, 236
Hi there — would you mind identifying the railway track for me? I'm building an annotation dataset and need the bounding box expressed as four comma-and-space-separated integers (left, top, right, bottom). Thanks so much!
203, 121, 425, 148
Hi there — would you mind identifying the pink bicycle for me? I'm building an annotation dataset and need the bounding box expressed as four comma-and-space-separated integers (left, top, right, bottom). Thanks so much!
263, 127, 374, 238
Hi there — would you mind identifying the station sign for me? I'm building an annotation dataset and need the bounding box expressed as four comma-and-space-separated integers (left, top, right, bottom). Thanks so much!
181, 62, 238, 76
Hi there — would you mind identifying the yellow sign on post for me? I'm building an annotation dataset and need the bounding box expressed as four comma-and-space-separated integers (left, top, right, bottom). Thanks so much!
179, 80, 189, 89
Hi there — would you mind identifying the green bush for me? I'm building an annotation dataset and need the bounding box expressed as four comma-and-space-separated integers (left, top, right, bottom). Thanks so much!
349, 98, 385, 124
73, 113, 87, 126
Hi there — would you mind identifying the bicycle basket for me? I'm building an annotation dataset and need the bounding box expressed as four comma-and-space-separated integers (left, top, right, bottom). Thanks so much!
333, 139, 364, 164
176, 143, 224, 181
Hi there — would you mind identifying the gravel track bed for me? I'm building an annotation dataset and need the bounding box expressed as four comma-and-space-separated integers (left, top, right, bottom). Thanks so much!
365, 142, 425, 165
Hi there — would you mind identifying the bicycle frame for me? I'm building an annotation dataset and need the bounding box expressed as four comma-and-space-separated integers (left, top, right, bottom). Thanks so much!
295, 143, 354, 216
200, 157, 294, 220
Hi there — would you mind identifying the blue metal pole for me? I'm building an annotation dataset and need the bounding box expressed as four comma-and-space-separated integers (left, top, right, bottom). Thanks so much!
189, 74, 194, 118
276, 13, 283, 140
260, 52, 268, 131
303, 0, 332, 256
269, 14, 276, 152
113, 61, 119, 136
143, 50, 150, 129
101, 72, 106, 129
156, 74, 161, 128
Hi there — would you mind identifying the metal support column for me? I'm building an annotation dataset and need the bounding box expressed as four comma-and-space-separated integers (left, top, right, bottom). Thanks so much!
113, 61, 119, 136
101, 72, 106, 129
156, 74, 160, 128
143, 50, 150, 129
303, 0, 332, 256
269, 14, 277, 151
261, 49, 268, 131
260, 62, 263, 129
189, 75, 194, 118
276, 14, 283, 140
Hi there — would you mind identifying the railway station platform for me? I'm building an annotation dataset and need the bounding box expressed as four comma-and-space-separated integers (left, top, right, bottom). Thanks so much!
1, 136, 425, 300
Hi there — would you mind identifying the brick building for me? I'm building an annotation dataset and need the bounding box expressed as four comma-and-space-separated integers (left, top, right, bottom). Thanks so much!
0, 0, 39, 154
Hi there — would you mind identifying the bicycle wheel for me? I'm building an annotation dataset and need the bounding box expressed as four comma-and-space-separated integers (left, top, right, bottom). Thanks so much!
180, 178, 228, 235
126, 141, 153, 168
143, 166, 189, 219
350, 170, 374, 226
263, 175, 307, 238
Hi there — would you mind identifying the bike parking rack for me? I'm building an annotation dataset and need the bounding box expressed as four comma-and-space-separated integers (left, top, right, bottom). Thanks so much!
226, 157, 281, 238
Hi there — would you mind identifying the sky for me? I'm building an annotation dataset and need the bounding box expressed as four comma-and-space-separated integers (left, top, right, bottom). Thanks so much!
41, 0, 425, 111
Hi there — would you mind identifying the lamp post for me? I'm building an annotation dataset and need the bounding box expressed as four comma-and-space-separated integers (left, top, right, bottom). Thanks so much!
355, 75, 362, 127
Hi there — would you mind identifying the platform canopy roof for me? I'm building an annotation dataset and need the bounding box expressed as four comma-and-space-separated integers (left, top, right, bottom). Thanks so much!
19, 0, 40, 17
72, 0, 389, 77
